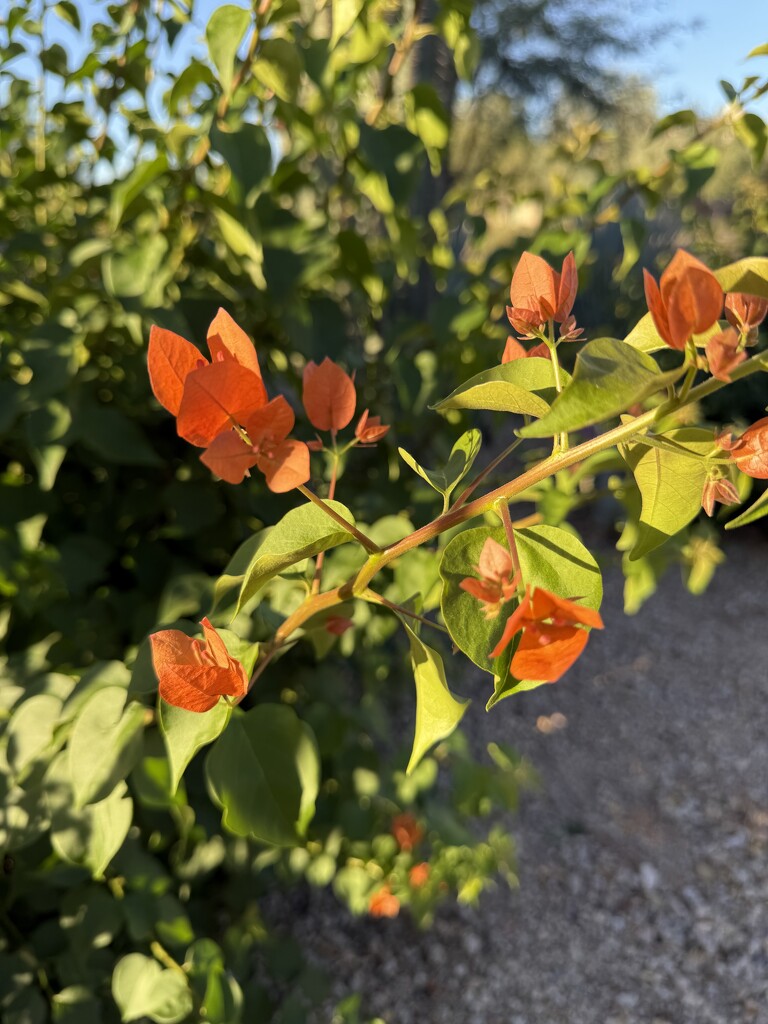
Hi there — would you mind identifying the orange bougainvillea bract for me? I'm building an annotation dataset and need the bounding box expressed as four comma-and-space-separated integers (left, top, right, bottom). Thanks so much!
303, 357, 356, 433
459, 537, 520, 619
490, 586, 604, 683
150, 617, 248, 713
368, 886, 400, 918
701, 475, 741, 517
506, 251, 578, 337
724, 292, 768, 336
200, 395, 310, 491
355, 409, 389, 444
148, 311, 309, 492
717, 417, 768, 479
409, 862, 431, 888
705, 328, 746, 382
391, 812, 424, 852
642, 249, 723, 351
501, 336, 550, 363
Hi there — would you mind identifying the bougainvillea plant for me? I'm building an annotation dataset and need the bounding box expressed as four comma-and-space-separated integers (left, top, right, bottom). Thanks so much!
141, 251, 768, 879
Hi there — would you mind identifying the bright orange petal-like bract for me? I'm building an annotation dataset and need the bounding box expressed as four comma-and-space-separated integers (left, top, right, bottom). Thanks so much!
200, 430, 259, 484
489, 586, 603, 684
355, 409, 389, 443
176, 361, 266, 447
207, 307, 264, 378
718, 417, 768, 479
725, 292, 768, 335
510, 252, 558, 321
644, 249, 723, 351
391, 812, 424, 851
257, 439, 311, 493
706, 328, 746, 382
150, 617, 248, 713
303, 357, 356, 432
368, 886, 400, 918
148, 325, 206, 416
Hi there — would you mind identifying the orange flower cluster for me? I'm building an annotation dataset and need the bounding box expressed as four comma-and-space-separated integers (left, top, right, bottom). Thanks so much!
150, 617, 247, 713
643, 250, 723, 352
391, 812, 424, 852
506, 251, 582, 343
368, 886, 400, 918
148, 311, 388, 491
490, 586, 604, 684
459, 537, 520, 619
718, 417, 768, 479
148, 310, 308, 491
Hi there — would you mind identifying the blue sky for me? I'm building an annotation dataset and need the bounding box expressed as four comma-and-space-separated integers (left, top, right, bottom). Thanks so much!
615, 0, 768, 114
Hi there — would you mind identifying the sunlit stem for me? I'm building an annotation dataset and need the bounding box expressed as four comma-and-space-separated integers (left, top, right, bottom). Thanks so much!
296, 484, 380, 553
268, 351, 768, 656
495, 498, 521, 578
311, 451, 340, 593
547, 319, 568, 453
361, 589, 449, 634
451, 437, 525, 509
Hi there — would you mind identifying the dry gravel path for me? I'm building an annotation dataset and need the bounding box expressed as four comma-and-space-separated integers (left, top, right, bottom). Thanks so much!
284, 531, 768, 1023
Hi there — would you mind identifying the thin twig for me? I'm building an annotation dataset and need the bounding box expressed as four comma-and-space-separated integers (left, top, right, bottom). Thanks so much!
451, 437, 525, 509
362, 589, 449, 634
297, 484, 380, 553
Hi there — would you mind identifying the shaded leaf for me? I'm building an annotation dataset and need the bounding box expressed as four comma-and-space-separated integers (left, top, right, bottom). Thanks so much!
206, 704, 320, 845
400, 620, 469, 775
159, 699, 232, 794
112, 953, 193, 1024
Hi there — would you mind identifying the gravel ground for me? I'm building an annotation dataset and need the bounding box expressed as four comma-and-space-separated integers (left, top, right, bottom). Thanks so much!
282, 530, 768, 1024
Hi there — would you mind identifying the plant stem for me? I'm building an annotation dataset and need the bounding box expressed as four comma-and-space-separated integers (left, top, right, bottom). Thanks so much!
451, 437, 525, 509
361, 590, 449, 633
311, 452, 339, 593
547, 320, 568, 452
495, 499, 521, 576
266, 351, 768, 648
297, 484, 380, 553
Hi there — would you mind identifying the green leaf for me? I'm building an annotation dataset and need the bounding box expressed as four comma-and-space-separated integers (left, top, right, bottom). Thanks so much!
210, 123, 272, 202
206, 4, 251, 96
734, 112, 767, 164
714, 257, 768, 299
74, 404, 162, 466
252, 38, 302, 101
747, 43, 768, 58
47, 754, 133, 878
725, 484, 768, 529
520, 338, 683, 437
212, 208, 265, 287
440, 523, 602, 707
405, 85, 450, 151
102, 236, 168, 298
159, 699, 232, 795
331, 0, 364, 47
625, 313, 727, 354
206, 704, 320, 845
6, 694, 63, 774
432, 359, 566, 416
622, 428, 715, 559
398, 429, 481, 502
400, 620, 469, 775
439, 525, 515, 674
68, 686, 145, 807
110, 155, 168, 229
233, 500, 356, 614
651, 108, 698, 137
112, 953, 193, 1024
